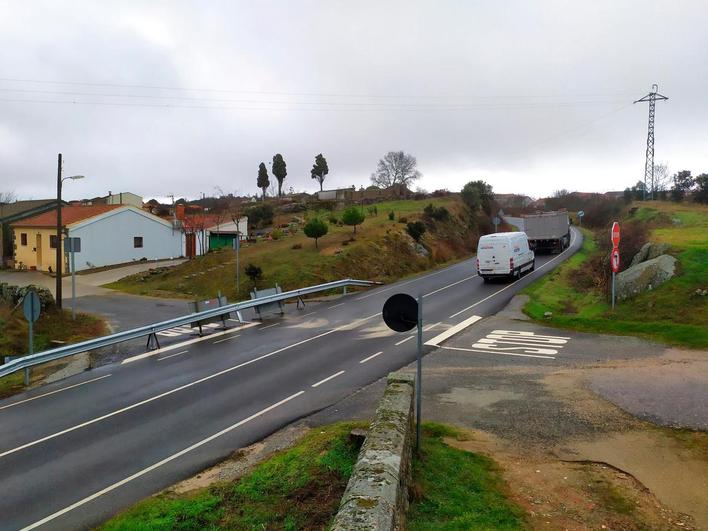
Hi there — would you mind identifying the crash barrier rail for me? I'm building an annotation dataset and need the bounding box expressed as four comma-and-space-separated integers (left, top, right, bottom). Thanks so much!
0, 278, 376, 380
250, 285, 284, 319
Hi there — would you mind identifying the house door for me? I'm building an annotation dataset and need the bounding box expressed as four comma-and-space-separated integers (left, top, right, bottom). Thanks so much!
35, 234, 42, 269
186, 233, 196, 258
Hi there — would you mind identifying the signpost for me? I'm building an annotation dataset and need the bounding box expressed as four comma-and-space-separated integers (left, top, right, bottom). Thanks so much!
577, 210, 585, 227
492, 216, 501, 232
382, 293, 423, 451
65, 237, 81, 320
611, 222, 620, 309
233, 235, 240, 293
22, 289, 41, 386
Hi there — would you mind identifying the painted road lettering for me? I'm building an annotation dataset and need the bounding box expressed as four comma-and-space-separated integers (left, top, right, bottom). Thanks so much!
472, 330, 570, 355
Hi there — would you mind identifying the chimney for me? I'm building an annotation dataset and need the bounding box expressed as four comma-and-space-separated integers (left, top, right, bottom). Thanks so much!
176, 204, 186, 220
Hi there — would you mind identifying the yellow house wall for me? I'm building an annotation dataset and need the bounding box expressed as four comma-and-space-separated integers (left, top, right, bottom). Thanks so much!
12, 227, 66, 272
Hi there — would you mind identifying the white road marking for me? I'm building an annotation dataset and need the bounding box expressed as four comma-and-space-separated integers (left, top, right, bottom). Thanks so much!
423, 275, 477, 298
20, 391, 305, 531
0, 375, 112, 412
359, 351, 384, 364
439, 345, 556, 360
157, 350, 189, 361
122, 322, 259, 364
213, 334, 241, 344
472, 330, 570, 355
1, 316, 377, 459
258, 323, 280, 331
301, 311, 317, 317
425, 315, 483, 347
311, 370, 345, 388
328, 302, 345, 309
449, 230, 577, 319
354, 264, 467, 301
423, 322, 441, 332
395, 336, 415, 346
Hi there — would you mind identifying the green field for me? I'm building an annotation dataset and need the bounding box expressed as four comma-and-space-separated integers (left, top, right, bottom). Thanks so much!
102, 422, 524, 530
107, 197, 477, 301
523, 201, 708, 348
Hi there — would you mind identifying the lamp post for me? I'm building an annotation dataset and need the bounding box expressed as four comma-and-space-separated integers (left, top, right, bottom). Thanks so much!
55, 153, 84, 309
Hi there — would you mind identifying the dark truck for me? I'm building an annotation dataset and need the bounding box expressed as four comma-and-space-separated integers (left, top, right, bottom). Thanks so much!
522, 211, 570, 253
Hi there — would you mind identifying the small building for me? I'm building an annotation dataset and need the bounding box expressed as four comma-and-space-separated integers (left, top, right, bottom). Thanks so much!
0, 199, 60, 267
207, 218, 248, 250
12, 205, 182, 272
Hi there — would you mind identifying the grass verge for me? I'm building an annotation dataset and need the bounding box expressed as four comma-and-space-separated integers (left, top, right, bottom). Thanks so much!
523, 202, 708, 349
408, 423, 525, 530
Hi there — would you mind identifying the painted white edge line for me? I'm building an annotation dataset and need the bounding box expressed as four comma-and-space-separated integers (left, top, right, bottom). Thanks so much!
157, 350, 189, 361
20, 391, 305, 531
122, 322, 259, 364
422, 321, 441, 332
448, 229, 578, 319
353, 263, 468, 301
439, 345, 556, 360
311, 370, 345, 388
213, 334, 241, 344
328, 302, 345, 309
0, 314, 379, 460
425, 315, 483, 347
0, 374, 112, 412
301, 311, 317, 317
359, 351, 383, 364
423, 275, 477, 298
395, 336, 415, 346
258, 323, 280, 331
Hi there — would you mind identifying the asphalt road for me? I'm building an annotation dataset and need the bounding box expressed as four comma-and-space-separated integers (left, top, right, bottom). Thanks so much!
0, 228, 582, 530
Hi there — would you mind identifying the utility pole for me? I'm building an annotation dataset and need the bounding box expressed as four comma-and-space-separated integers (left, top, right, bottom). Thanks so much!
56, 154, 63, 309
634, 84, 668, 200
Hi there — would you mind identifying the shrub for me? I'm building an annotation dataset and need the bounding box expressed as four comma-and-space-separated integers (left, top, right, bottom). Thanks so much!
406, 221, 426, 242
271, 228, 284, 240
341, 206, 366, 234
367, 206, 378, 217
303, 217, 328, 248
291, 243, 302, 250
388, 211, 395, 221
398, 216, 408, 224
328, 214, 339, 225
244, 263, 263, 287
245, 203, 274, 228
423, 203, 451, 222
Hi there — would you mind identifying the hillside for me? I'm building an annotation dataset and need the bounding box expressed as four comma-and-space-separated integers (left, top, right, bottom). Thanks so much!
108, 197, 490, 301
523, 201, 708, 348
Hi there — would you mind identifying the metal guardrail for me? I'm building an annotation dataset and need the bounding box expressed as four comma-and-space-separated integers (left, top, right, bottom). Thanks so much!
0, 278, 376, 379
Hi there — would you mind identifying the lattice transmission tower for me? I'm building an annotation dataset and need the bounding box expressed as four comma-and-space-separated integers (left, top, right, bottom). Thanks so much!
634, 84, 668, 200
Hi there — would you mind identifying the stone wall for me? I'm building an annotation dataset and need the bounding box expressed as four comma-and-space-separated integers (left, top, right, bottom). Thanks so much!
331, 371, 415, 530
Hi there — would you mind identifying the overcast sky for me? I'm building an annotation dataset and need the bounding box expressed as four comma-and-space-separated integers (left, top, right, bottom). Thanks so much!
1, 0, 706, 201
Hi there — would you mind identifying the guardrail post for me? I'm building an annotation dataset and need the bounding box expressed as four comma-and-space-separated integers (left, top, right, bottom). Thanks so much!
24, 367, 30, 386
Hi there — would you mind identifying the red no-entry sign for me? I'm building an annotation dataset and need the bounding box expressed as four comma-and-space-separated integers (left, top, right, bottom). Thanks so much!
611, 222, 621, 247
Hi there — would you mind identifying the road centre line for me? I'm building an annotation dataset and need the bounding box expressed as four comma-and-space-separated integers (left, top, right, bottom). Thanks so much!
439, 345, 556, 360
448, 230, 577, 319
20, 391, 305, 531
301, 311, 317, 317
122, 322, 259, 364
311, 370, 345, 388
354, 264, 467, 300
213, 334, 241, 344
423, 322, 441, 332
157, 350, 189, 361
258, 323, 280, 331
0, 315, 379, 460
359, 351, 384, 364
328, 302, 345, 309
423, 275, 477, 298
0, 374, 112, 412
395, 336, 415, 346
425, 315, 483, 347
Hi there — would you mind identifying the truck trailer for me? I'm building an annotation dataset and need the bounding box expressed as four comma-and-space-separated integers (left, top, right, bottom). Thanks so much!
522, 211, 570, 253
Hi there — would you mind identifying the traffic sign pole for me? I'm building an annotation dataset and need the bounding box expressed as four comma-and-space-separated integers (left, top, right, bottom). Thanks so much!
416, 294, 423, 452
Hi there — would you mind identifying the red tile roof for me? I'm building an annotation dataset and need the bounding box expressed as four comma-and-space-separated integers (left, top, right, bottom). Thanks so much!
11, 205, 123, 228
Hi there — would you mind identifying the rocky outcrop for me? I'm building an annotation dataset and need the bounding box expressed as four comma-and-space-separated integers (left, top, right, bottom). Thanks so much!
616, 254, 677, 301
630, 242, 671, 267
331, 372, 415, 531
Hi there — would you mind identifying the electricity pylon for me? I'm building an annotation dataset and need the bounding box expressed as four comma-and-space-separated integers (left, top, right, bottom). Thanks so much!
634, 84, 668, 200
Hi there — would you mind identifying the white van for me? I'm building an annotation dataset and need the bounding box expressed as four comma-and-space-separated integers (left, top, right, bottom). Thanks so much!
476, 232, 535, 282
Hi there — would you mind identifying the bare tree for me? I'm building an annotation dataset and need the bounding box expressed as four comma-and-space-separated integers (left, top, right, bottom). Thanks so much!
370, 151, 421, 188
650, 162, 672, 195
0, 191, 16, 204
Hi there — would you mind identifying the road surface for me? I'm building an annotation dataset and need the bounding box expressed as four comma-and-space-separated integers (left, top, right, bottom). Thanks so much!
0, 229, 581, 530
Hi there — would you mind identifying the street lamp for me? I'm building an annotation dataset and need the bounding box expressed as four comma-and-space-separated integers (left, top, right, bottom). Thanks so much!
55, 153, 85, 310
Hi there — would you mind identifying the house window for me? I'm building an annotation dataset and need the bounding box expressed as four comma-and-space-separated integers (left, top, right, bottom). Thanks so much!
20, 233, 27, 246
134, 236, 143, 248
50, 235, 58, 249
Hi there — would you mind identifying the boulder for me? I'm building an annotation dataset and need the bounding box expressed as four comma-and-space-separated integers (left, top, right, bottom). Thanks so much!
630, 242, 671, 267
616, 254, 677, 301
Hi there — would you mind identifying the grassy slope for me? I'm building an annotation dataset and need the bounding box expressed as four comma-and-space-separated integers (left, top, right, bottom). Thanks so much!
102, 422, 524, 530
0, 305, 107, 397
523, 201, 708, 348
107, 197, 474, 301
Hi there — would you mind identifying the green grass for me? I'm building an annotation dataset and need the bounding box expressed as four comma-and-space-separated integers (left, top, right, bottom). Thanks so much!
106, 197, 475, 301
102, 422, 367, 531
523, 201, 708, 348
408, 424, 525, 530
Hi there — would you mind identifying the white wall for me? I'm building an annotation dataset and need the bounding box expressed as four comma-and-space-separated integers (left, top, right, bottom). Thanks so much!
67, 208, 182, 271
